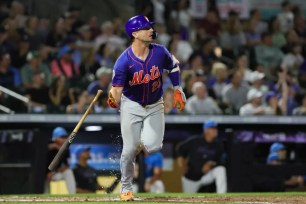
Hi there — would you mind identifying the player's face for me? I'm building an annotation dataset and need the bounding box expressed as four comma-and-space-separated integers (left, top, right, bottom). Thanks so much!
133, 26, 154, 42
204, 128, 218, 143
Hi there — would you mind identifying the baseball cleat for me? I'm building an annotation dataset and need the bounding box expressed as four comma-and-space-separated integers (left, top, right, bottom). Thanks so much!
120, 192, 134, 201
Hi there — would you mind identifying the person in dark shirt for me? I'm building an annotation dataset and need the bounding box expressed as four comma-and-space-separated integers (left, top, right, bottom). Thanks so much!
45, 127, 76, 194
0, 51, 21, 89
176, 120, 227, 193
73, 146, 105, 193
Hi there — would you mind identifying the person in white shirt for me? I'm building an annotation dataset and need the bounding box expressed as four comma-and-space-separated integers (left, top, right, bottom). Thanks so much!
186, 81, 222, 115
281, 43, 304, 75
239, 89, 266, 116
277, 1, 294, 33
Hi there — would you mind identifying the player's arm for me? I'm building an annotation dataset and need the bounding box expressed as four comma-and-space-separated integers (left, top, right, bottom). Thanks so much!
107, 58, 127, 109
165, 52, 186, 111
176, 156, 188, 175
176, 138, 193, 174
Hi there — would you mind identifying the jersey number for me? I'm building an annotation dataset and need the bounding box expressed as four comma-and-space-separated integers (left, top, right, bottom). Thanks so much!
152, 80, 161, 92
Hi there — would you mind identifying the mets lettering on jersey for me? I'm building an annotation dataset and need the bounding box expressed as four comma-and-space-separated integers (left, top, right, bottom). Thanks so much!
129, 66, 160, 86
112, 43, 177, 106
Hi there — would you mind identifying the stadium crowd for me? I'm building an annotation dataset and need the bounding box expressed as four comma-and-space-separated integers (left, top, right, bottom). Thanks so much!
1, 0, 306, 115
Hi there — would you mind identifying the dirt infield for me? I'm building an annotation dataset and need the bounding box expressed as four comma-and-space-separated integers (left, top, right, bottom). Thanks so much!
1, 194, 306, 204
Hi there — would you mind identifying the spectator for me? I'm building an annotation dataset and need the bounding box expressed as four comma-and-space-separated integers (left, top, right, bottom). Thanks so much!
154, 23, 171, 47
168, 31, 193, 65
22, 16, 42, 50
239, 89, 265, 116
95, 43, 115, 68
277, 1, 294, 33
21, 50, 51, 88
0, 25, 15, 55
0, 51, 21, 89
94, 21, 126, 53
76, 24, 95, 50
46, 127, 76, 194
51, 45, 80, 86
234, 52, 252, 84
222, 71, 249, 114
198, 37, 217, 67
198, 9, 221, 38
79, 48, 100, 86
186, 53, 207, 75
292, 94, 306, 115
244, 17, 261, 47
182, 72, 197, 98
249, 71, 268, 94
66, 91, 91, 114
46, 17, 67, 47
281, 43, 304, 75
293, 14, 306, 39
11, 34, 30, 69
88, 16, 100, 40
269, 16, 286, 48
282, 29, 305, 54
207, 62, 228, 101
219, 10, 246, 57
144, 152, 165, 193
255, 32, 284, 80
176, 120, 227, 193
186, 81, 221, 115
73, 146, 105, 193
24, 72, 50, 113
87, 67, 112, 97
248, 9, 268, 35
170, 0, 192, 40
48, 76, 74, 113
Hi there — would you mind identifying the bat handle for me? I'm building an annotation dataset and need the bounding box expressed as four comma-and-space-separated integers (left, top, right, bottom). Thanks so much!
48, 138, 71, 171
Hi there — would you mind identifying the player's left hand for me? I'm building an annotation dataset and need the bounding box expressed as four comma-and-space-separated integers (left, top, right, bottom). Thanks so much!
173, 86, 186, 111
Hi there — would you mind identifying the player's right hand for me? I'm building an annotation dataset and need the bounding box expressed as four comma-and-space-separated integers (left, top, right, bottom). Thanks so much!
107, 92, 119, 109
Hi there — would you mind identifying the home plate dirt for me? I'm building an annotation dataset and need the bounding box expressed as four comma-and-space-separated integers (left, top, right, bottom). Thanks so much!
1, 195, 306, 203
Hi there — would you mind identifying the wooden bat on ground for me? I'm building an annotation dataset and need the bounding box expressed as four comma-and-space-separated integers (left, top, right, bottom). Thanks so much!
48, 90, 103, 171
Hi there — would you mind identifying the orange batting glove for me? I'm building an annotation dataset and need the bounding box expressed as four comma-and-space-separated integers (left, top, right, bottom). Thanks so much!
107, 92, 119, 109
173, 86, 186, 111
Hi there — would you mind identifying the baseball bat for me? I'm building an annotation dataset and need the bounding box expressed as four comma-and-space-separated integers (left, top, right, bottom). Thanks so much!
48, 90, 103, 171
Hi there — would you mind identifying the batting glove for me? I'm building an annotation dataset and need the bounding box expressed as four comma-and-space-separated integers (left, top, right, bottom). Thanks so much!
173, 86, 186, 111
107, 92, 119, 109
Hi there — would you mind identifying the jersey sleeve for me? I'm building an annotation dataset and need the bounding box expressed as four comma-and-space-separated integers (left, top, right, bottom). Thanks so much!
112, 56, 127, 87
162, 46, 177, 71
162, 46, 181, 87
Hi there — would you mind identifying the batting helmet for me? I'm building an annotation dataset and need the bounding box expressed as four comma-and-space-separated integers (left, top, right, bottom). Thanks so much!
125, 15, 157, 39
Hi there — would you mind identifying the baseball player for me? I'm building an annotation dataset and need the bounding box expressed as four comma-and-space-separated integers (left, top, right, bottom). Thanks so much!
107, 15, 186, 201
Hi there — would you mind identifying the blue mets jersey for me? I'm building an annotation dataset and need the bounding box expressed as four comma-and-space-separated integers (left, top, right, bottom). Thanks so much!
112, 43, 177, 106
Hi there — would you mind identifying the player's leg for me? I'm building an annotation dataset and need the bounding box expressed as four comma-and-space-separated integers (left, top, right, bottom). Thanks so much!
141, 101, 164, 153
181, 176, 201, 193
211, 166, 227, 193
62, 168, 76, 194
120, 96, 144, 193
200, 166, 227, 193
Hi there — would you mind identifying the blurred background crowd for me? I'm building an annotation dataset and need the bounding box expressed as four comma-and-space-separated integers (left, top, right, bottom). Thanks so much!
1, 0, 306, 116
